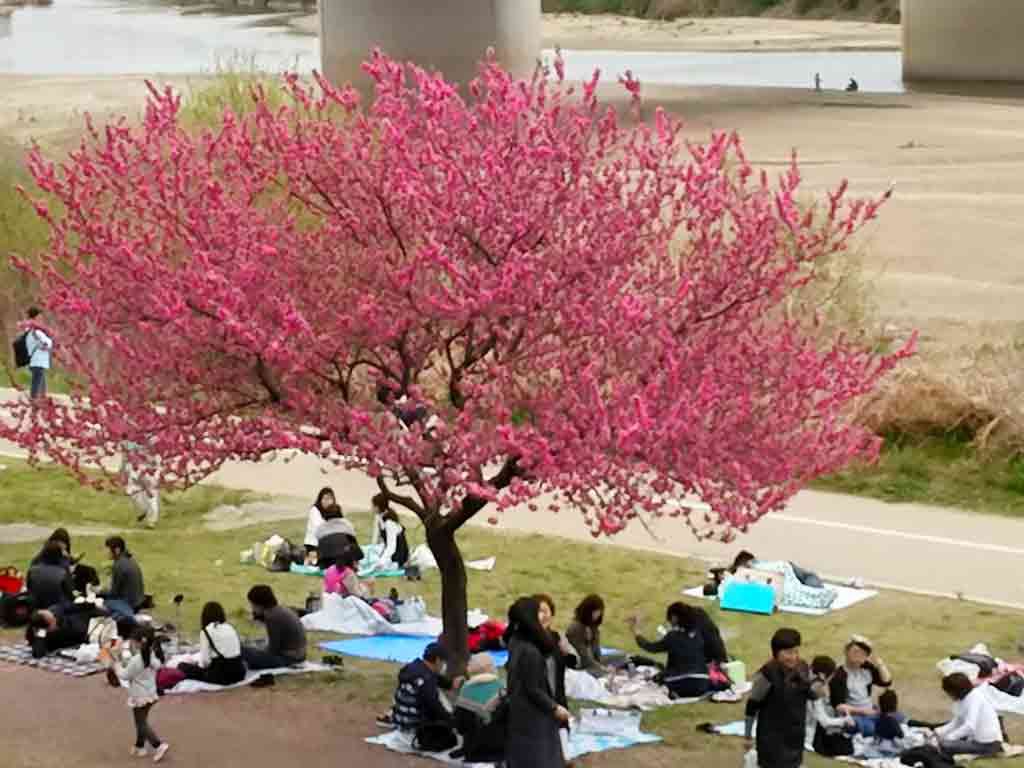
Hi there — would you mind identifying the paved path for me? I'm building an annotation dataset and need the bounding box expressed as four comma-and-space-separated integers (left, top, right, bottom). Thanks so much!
4, 389, 1024, 608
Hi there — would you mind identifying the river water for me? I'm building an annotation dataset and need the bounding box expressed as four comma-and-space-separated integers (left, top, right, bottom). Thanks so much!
0, 0, 904, 92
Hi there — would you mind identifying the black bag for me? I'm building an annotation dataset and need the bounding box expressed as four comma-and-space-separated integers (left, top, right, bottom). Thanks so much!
1, 592, 34, 627
899, 746, 956, 768
953, 653, 999, 677
995, 673, 1024, 697
813, 725, 854, 757
412, 722, 458, 753
12, 333, 30, 368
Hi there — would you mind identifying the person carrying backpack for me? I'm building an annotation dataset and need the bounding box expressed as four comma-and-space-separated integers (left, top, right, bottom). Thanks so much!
21, 307, 53, 400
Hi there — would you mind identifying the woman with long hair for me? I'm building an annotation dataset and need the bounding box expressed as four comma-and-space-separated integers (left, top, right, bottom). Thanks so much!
178, 601, 246, 686
534, 594, 579, 730
504, 597, 571, 768
566, 594, 606, 676
303, 487, 336, 559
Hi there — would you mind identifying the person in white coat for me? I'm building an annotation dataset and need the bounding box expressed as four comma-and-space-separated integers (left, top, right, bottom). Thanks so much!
24, 307, 53, 399
935, 673, 1004, 757
369, 493, 409, 571
303, 487, 335, 563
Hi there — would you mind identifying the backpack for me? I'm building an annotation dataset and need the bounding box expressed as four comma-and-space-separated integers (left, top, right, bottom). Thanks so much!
1, 592, 34, 627
12, 333, 30, 368
995, 672, 1024, 697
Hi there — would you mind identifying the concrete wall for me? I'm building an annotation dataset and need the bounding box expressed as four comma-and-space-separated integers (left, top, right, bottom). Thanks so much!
320, 0, 541, 90
903, 0, 1024, 82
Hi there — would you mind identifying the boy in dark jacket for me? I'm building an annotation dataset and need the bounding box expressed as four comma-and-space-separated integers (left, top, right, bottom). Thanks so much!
99, 536, 145, 617
384, 642, 457, 732
745, 628, 817, 768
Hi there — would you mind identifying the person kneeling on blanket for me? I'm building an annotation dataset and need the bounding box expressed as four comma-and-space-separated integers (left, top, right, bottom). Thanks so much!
377, 642, 462, 751
241, 585, 307, 671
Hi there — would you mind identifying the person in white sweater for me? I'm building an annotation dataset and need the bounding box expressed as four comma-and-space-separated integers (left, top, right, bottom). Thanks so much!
369, 493, 409, 571
178, 601, 246, 686
303, 487, 336, 560
935, 673, 1003, 757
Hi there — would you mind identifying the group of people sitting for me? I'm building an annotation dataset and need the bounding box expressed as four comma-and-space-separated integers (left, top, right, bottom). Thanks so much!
176, 585, 308, 685
21, 530, 150, 658
302, 488, 412, 621
375, 592, 735, 767
746, 630, 1007, 768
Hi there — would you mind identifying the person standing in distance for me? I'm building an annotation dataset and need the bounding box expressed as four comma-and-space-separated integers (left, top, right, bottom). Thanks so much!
24, 307, 53, 399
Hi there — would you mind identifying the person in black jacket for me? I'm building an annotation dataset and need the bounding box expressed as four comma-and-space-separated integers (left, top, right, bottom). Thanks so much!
628, 602, 725, 699
504, 597, 571, 768
745, 628, 816, 768
26, 541, 74, 610
29, 528, 73, 569
98, 536, 145, 618
25, 603, 106, 658
388, 642, 455, 733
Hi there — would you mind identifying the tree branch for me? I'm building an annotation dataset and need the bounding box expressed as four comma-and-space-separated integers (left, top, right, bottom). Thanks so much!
443, 456, 523, 534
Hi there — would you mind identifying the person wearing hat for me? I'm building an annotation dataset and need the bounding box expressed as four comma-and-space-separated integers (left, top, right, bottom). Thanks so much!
381, 641, 460, 737
745, 628, 816, 768
829, 635, 893, 736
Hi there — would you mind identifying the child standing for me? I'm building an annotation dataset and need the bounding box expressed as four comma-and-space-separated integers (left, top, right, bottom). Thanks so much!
111, 625, 170, 762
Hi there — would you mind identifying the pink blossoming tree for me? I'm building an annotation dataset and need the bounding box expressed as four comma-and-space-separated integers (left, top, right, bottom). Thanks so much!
1, 53, 910, 664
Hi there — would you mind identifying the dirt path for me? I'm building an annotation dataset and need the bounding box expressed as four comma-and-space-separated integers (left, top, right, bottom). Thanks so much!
1, 666, 408, 768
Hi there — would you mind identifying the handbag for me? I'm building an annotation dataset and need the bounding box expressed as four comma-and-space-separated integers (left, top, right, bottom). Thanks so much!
412, 722, 458, 752
396, 597, 427, 623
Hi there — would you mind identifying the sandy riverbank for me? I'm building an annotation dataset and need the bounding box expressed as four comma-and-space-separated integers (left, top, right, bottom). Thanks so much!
288, 12, 900, 53
2, 71, 1022, 347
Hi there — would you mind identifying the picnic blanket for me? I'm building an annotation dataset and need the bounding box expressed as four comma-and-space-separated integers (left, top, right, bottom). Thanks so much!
705, 721, 1024, 766
0, 643, 105, 677
321, 635, 508, 667
564, 667, 751, 711
367, 721, 661, 765
289, 545, 496, 580
301, 593, 488, 637
682, 583, 878, 616
160, 654, 331, 695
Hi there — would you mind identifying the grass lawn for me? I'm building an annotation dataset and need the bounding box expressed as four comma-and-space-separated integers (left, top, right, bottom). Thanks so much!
814, 432, 1024, 518
2, 461, 1024, 766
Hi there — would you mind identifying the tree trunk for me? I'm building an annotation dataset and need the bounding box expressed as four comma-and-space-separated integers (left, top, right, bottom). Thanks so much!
426, 523, 470, 674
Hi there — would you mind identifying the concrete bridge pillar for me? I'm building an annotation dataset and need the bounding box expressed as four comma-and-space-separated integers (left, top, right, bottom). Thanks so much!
319, 0, 541, 91
903, 0, 1024, 82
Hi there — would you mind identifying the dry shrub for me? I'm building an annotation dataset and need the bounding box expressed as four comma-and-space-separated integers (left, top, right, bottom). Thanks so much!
855, 340, 1024, 455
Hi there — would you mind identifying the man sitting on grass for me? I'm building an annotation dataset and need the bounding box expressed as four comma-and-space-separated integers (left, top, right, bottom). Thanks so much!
241, 585, 307, 670
378, 642, 461, 740
98, 536, 146, 618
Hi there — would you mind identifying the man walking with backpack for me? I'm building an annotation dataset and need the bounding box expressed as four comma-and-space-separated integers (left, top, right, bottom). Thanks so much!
23, 307, 53, 400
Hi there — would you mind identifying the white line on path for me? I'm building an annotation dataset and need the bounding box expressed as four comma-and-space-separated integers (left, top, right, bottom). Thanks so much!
769, 513, 1024, 557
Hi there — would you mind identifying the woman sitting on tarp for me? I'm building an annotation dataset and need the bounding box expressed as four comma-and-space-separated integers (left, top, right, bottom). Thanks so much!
452, 653, 506, 763
178, 601, 246, 686
627, 602, 730, 700
315, 504, 362, 571
368, 493, 410, 571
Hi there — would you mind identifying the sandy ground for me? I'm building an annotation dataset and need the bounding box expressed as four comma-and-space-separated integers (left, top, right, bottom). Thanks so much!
4, 72, 1024, 346
288, 12, 901, 53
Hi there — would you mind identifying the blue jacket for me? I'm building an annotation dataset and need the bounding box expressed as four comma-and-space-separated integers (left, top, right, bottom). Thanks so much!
392, 658, 450, 731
